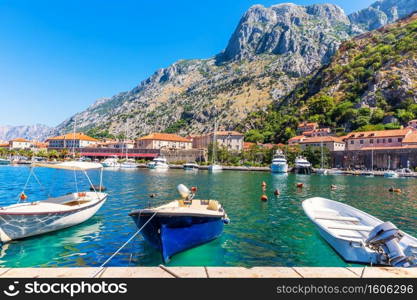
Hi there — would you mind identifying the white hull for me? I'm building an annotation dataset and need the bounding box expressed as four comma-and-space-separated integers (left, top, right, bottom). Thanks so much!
384, 171, 399, 178
316, 168, 328, 175
208, 165, 222, 172
271, 163, 288, 173
0, 192, 107, 243
302, 197, 417, 265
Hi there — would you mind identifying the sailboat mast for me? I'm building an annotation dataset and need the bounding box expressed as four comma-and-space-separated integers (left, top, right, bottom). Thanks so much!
212, 121, 217, 164
125, 123, 128, 160
320, 141, 324, 169
72, 117, 77, 158
371, 148, 374, 172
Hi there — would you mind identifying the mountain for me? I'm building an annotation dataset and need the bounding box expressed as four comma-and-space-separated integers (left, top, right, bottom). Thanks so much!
349, 0, 417, 31
246, 11, 417, 140
0, 124, 54, 141
295, 12, 417, 130
56, 0, 417, 137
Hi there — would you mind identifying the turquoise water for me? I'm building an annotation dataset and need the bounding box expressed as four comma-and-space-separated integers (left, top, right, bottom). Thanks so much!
0, 165, 417, 267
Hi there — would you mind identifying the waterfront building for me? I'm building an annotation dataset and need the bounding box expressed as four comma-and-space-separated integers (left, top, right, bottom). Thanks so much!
297, 122, 318, 135
31, 141, 48, 152
95, 140, 135, 149
192, 131, 244, 151
9, 138, 33, 150
299, 136, 345, 151
344, 129, 412, 151
288, 135, 306, 145
135, 133, 192, 150
47, 133, 99, 149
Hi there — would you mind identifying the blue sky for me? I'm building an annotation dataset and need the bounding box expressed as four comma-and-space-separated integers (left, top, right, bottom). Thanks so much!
0, 0, 375, 126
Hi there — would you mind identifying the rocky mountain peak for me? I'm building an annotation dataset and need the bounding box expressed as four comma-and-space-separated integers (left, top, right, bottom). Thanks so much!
217, 3, 350, 64
348, 0, 417, 31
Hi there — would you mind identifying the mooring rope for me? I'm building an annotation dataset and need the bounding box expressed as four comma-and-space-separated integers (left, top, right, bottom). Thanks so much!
91, 211, 158, 278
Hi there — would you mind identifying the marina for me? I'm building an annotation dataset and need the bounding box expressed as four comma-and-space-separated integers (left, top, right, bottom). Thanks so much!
0, 165, 417, 268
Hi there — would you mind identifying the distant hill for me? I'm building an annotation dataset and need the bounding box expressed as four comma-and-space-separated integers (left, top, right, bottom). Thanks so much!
0, 124, 54, 141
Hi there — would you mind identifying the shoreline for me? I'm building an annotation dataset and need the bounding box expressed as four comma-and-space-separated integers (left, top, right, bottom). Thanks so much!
0, 266, 416, 278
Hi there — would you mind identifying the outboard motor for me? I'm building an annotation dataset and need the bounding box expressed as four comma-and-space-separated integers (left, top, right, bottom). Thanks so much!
366, 222, 412, 267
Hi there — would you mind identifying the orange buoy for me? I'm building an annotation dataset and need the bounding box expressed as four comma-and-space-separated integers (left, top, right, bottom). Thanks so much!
274, 189, 280, 196
260, 194, 268, 202
191, 186, 198, 193
297, 183, 303, 188
389, 187, 401, 193
20, 192, 28, 201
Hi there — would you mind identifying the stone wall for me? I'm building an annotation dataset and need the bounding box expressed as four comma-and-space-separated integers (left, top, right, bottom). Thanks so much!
332, 148, 417, 170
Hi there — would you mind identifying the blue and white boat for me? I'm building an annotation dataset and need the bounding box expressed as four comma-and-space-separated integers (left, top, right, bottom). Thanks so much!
270, 150, 288, 173
148, 157, 169, 170
0, 158, 11, 165
129, 184, 229, 263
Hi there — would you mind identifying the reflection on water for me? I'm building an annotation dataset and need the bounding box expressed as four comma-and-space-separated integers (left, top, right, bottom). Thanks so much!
0, 165, 416, 267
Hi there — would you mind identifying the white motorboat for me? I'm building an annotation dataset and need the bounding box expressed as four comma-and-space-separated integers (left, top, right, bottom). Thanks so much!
183, 162, 199, 171
303, 197, 417, 267
0, 158, 10, 165
148, 157, 169, 169
208, 164, 223, 172
120, 159, 138, 169
295, 156, 311, 174
384, 170, 399, 178
0, 161, 107, 243
270, 150, 288, 173
101, 156, 120, 168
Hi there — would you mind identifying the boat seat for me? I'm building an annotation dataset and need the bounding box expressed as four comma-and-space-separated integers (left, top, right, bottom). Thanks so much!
327, 224, 373, 232
314, 215, 360, 223
64, 200, 91, 206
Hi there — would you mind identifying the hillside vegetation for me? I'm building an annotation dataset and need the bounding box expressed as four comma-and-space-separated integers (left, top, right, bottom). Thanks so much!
242, 12, 417, 143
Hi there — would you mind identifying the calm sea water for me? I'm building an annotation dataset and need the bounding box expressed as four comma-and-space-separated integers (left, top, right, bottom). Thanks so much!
0, 165, 417, 268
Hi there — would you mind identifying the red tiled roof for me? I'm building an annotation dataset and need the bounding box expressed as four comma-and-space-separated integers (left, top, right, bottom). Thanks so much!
346, 129, 410, 139
11, 138, 30, 142
297, 122, 318, 128
402, 131, 417, 143
288, 135, 305, 142
47, 133, 98, 142
300, 136, 344, 144
210, 131, 244, 137
137, 133, 191, 143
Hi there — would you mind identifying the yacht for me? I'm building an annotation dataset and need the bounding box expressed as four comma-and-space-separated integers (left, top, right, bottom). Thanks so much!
101, 156, 120, 168
295, 156, 312, 174
120, 159, 138, 169
270, 150, 288, 173
148, 157, 169, 169
183, 162, 199, 171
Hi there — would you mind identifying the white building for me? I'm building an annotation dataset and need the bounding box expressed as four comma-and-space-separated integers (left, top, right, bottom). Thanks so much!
47, 133, 99, 149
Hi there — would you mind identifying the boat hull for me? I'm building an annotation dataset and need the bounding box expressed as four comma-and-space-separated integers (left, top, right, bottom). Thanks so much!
271, 163, 288, 173
131, 214, 224, 263
313, 223, 379, 264
0, 159, 10, 165
0, 196, 106, 243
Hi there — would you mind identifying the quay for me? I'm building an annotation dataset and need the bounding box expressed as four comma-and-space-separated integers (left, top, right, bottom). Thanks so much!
0, 267, 417, 278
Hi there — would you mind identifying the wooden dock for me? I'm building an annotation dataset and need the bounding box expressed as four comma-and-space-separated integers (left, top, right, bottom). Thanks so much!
1, 267, 417, 278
